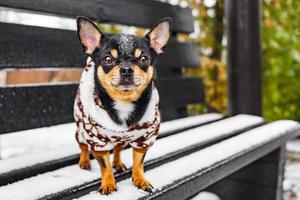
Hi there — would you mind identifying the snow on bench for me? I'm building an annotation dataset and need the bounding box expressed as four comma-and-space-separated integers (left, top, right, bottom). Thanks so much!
0, 114, 264, 200
76, 120, 300, 200
190, 192, 220, 200
0, 113, 222, 176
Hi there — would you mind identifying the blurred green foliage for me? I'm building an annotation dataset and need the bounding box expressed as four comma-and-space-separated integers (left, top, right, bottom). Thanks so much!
187, 0, 300, 121
262, 0, 300, 121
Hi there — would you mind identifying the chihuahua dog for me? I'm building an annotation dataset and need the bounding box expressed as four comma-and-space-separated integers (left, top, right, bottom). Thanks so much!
74, 16, 172, 195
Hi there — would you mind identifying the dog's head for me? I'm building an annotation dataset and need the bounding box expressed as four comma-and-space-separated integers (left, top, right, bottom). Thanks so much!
77, 17, 172, 102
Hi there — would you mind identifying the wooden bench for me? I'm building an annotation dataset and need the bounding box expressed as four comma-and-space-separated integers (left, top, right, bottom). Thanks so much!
0, 0, 299, 200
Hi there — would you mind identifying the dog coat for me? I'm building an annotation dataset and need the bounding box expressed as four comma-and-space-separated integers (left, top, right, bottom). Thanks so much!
74, 58, 161, 151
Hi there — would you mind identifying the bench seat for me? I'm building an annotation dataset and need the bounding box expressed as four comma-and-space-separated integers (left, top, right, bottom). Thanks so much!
0, 114, 268, 200
0, 113, 222, 186
76, 120, 300, 200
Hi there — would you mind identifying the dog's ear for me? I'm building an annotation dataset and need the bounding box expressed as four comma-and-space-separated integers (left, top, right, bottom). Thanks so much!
145, 17, 173, 54
76, 16, 104, 55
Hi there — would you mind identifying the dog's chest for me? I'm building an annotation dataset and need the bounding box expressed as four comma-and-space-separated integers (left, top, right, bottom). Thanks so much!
113, 100, 134, 122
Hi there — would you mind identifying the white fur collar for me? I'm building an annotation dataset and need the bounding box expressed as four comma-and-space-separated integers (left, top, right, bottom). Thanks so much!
113, 100, 134, 124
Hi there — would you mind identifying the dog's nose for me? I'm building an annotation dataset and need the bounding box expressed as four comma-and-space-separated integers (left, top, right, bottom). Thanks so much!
120, 66, 133, 76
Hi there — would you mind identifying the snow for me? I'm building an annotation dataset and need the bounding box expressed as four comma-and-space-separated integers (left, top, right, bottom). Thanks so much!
0, 123, 77, 159
191, 192, 220, 200
0, 114, 264, 199
0, 161, 102, 200
283, 139, 300, 200
286, 139, 300, 153
0, 124, 79, 174
159, 113, 222, 134
77, 120, 300, 200
0, 113, 221, 174
283, 160, 300, 199
0, 147, 80, 175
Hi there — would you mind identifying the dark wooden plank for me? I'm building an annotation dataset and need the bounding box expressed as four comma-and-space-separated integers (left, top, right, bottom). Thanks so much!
0, 23, 199, 69
0, 0, 194, 33
156, 39, 200, 69
160, 107, 188, 121
157, 77, 204, 108
0, 84, 78, 134
0, 77, 204, 134
140, 128, 300, 200
155, 34, 197, 120
226, 0, 262, 116
156, 67, 183, 78
207, 147, 285, 200
228, 160, 280, 187
0, 22, 85, 68
207, 179, 276, 200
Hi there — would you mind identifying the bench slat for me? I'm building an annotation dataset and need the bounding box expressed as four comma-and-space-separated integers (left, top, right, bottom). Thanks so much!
0, 84, 77, 134
0, 22, 84, 68
77, 121, 300, 200
0, 113, 222, 186
156, 40, 200, 69
0, 23, 199, 69
0, 0, 194, 33
0, 115, 264, 200
0, 78, 204, 134
158, 77, 204, 108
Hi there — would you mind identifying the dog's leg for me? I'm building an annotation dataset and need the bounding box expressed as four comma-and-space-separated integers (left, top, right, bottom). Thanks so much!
132, 148, 153, 193
78, 143, 91, 170
93, 151, 117, 195
113, 144, 127, 173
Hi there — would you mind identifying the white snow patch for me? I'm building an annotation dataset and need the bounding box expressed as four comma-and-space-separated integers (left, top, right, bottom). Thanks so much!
77, 120, 300, 200
283, 160, 300, 199
284, 140, 300, 200
191, 192, 220, 200
0, 114, 265, 199
159, 113, 222, 134
0, 147, 80, 175
0, 161, 101, 200
286, 139, 300, 153
0, 123, 77, 159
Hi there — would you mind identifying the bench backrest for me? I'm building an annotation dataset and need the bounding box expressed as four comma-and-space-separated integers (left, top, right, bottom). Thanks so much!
0, 0, 204, 134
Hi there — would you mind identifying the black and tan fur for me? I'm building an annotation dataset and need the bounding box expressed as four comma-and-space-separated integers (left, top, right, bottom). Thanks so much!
76, 16, 172, 195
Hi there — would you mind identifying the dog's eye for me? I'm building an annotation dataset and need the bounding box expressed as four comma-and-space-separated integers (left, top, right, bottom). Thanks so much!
102, 56, 113, 65
139, 55, 150, 65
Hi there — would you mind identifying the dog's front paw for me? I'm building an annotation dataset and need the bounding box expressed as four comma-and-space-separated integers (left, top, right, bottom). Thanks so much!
113, 162, 127, 173
79, 158, 91, 170
132, 178, 154, 193
99, 180, 117, 195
